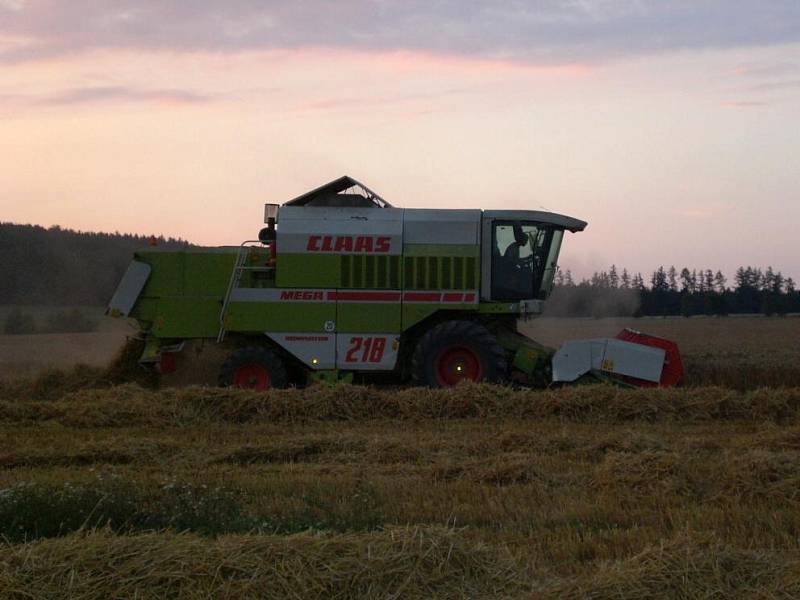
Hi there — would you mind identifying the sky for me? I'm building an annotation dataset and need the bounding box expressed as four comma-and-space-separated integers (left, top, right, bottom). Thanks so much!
1, 1, 799, 281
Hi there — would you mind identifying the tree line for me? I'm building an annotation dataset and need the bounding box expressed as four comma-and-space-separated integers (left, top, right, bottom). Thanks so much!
1, 222, 798, 318
0, 223, 188, 306
549, 265, 799, 317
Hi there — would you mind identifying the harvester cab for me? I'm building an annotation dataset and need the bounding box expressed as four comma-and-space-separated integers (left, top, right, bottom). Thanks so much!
108, 175, 683, 390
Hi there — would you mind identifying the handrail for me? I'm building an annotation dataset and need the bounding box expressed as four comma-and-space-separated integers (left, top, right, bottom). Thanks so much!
217, 240, 266, 342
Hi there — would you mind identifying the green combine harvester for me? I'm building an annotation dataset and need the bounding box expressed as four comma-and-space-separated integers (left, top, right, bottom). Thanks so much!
108, 176, 682, 389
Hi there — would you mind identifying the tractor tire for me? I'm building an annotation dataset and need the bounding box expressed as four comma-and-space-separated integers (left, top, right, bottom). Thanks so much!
411, 320, 507, 387
219, 346, 288, 390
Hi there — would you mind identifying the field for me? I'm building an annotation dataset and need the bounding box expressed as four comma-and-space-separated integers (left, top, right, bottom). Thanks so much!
0, 306, 132, 378
1, 315, 800, 598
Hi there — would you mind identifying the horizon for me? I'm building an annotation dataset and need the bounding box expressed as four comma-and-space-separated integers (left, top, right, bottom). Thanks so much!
1, 2, 799, 281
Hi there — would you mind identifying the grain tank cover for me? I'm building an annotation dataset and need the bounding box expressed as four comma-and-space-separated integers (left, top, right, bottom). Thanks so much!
283, 175, 392, 208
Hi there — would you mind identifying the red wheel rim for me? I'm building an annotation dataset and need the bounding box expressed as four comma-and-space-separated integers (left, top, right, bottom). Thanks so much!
435, 346, 482, 386
233, 363, 270, 390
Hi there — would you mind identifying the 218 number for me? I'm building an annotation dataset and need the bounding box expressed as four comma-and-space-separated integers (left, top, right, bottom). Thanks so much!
345, 336, 386, 363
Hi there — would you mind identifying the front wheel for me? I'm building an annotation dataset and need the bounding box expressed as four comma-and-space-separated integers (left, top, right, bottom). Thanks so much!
411, 320, 507, 387
219, 346, 288, 390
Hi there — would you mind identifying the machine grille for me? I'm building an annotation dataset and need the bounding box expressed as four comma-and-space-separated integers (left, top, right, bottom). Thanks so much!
340, 254, 477, 290
340, 255, 401, 289
401, 255, 477, 290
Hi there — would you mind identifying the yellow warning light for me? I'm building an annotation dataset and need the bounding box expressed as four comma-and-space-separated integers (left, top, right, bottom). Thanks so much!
311, 358, 319, 365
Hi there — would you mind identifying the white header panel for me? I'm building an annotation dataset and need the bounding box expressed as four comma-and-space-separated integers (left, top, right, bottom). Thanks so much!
279, 206, 404, 222
403, 209, 481, 245
277, 208, 403, 255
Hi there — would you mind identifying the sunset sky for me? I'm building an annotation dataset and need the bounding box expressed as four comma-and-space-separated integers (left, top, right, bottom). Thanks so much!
1, 1, 799, 280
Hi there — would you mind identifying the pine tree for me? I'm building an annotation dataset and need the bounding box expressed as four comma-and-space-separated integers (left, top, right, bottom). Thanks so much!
651, 266, 668, 292
609, 265, 619, 289
713, 270, 727, 293
764, 266, 776, 291
621, 269, 631, 289
754, 268, 764, 290
667, 266, 678, 292
705, 269, 714, 291
680, 268, 693, 292
735, 266, 753, 291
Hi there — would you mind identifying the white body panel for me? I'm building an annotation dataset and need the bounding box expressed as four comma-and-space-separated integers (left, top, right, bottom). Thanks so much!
336, 333, 400, 370
265, 333, 336, 369
403, 209, 481, 245
552, 338, 665, 383
278, 207, 404, 255
266, 331, 400, 371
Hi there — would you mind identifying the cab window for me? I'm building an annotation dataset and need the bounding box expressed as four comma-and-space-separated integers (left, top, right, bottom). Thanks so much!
491, 221, 554, 301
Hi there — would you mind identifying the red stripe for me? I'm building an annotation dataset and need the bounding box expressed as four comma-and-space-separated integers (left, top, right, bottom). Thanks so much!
463, 293, 476, 302
442, 293, 464, 302
328, 291, 401, 302
403, 292, 442, 302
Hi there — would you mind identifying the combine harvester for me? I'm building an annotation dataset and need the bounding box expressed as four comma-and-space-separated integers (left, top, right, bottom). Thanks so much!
108, 176, 682, 389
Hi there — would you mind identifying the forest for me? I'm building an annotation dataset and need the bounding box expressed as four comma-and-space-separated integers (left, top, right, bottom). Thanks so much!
0, 223, 188, 306
550, 265, 800, 317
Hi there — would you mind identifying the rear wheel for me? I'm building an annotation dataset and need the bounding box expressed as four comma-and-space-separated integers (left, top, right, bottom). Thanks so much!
219, 346, 288, 390
411, 320, 507, 387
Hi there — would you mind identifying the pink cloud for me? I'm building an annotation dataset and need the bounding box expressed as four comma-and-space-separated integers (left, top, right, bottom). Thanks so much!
720, 100, 768, 108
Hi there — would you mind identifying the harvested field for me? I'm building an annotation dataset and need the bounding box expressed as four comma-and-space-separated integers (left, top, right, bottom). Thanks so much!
1, 316, 800, 597
0, 308, 130, 378
2, 379, 800, 597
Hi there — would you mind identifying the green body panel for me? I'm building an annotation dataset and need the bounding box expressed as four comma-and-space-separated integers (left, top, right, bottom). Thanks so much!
336, 302, 403, 333
128, 244, 522, 341
131, 297, 158, 325
138, 252, 185, 296
152, 297, 223, 338
130, 249, 236, 338
338, 303, 401, 333
137, 249, 238, 296
478, 302, 520, 314
182, 252, 239, 294
225, 302, 334, 333
401, 302, 478, 330
277, 254, 341, 288
402, 255, 478, 290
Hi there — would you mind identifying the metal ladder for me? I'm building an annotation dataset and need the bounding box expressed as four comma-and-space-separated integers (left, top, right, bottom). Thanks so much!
218, 241, 270, 342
